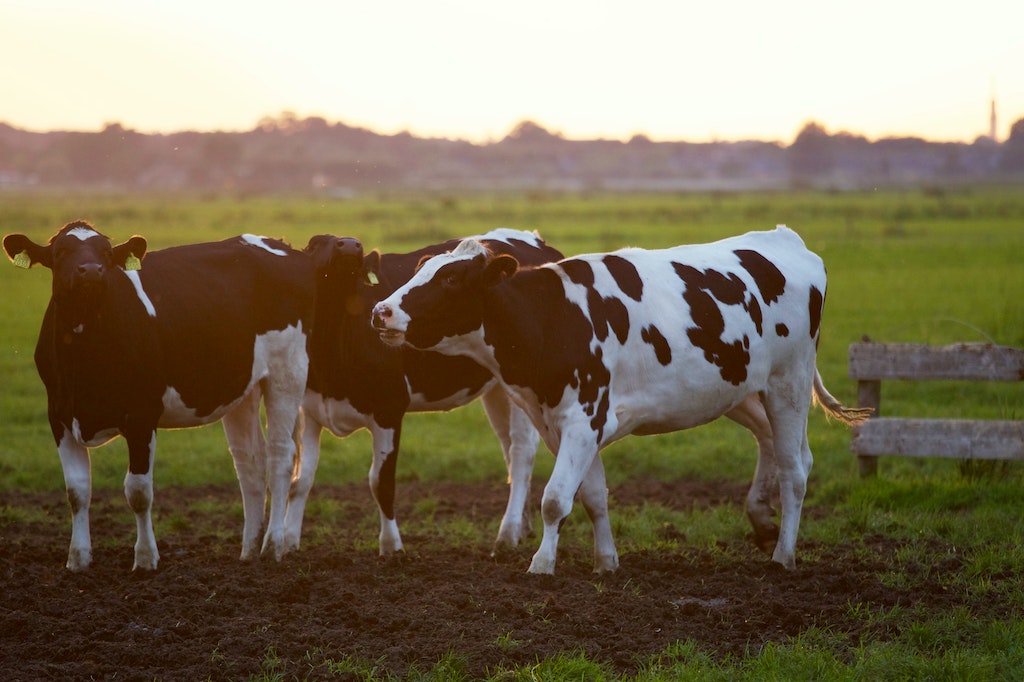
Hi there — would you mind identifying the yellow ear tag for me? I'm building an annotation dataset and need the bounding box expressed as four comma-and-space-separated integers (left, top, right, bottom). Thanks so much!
124, 253, 142, 271
366, 271, 379, 285
13, 250, 31, 269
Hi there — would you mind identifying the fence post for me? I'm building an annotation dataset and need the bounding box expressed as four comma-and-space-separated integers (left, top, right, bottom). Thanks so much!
856, 379, 881, 478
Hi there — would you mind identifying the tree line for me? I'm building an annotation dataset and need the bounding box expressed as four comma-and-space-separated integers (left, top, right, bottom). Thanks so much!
2, 114, 1023, 194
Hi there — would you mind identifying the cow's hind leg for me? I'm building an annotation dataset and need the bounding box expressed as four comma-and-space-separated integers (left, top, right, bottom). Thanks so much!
481, 388, 539, 551
368, 423, 404, 554
223, 388, 267, 561
762, 366, 815, 570
57, 430, 93, 571
283, 409, 320, 554
260, 379, 308, 561
724, 393, 780, 551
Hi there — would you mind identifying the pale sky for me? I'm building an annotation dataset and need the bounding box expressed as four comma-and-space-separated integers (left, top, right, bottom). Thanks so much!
4, 0, 1023, 144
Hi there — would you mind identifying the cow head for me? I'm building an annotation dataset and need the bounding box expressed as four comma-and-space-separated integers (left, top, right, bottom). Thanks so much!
4, 221, 147, 311
371, 238, 518, 350
304, 235, 374, 317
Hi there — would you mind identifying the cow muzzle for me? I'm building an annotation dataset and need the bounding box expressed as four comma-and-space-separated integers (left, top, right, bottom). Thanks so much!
371, 302, 405, 347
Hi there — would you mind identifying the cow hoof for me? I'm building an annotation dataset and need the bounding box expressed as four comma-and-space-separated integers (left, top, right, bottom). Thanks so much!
750, 525, 780, 552
66, 551, 92, 572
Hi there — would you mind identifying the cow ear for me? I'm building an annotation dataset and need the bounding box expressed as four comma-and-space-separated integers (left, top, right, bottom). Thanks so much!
364, 249, 382, 286
3, 233, 51, 269
114, 236, 148, 271
483, 254, 519, 286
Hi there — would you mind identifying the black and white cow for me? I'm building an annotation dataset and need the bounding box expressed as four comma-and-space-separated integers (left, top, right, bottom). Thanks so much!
371, 226, 870, 573
285, 228, 564, 555
3, 221, 314, 571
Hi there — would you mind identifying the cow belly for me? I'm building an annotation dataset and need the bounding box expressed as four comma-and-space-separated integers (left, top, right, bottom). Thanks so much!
158, 325, 306, 429
407, 381, 492, 412
303, 393, 372, 437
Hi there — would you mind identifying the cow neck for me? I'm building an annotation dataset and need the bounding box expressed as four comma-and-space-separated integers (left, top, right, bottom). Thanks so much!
478, 267, 556, 385
309, 275, 374, 388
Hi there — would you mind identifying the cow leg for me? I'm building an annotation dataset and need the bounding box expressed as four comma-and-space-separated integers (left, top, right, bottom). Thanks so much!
57, 430, 93, 571
724, 393, 780, 551
123, 430, 159, 571
368, 424, 403, 554
481, 388, 539, 550
284, 409, 321, 554
577, 453, 619, 573
222, 389, 267, 561
762, 368, 815, 570
529, 428, 599, 575
260, 375, 307, 563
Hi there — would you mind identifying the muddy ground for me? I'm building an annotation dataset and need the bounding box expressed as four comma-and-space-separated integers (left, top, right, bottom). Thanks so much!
0, 479, 981, 680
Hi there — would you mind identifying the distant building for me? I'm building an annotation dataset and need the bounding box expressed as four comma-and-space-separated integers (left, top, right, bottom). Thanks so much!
989, 88, 998, 142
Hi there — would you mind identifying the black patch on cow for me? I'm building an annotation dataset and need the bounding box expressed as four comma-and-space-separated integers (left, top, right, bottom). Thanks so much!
747, 293, 763, 336
641, 324, 672, 365
603, 255, 643, 302
672, 262, 750, 386
482, 266, 612, 442
735, 249, 787, 305
560, 259, 595, 288
586, 289, 630, 344
776, 323, 790, 337
808, 285, 824, 340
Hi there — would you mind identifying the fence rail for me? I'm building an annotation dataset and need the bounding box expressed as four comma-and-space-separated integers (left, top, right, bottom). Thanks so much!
848, 341, 1024, 477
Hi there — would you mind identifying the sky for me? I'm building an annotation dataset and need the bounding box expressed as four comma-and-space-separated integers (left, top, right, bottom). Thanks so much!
3, 0, 1023, 144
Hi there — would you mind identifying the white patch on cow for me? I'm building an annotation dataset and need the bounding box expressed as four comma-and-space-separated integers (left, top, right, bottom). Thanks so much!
124, 270, 157, 317
67, 226, 102, 241
471, 227, 544, 248
241, 234, 287, 256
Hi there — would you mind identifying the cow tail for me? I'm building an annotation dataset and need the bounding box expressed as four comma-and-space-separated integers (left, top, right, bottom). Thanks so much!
812, 369, 873, 425
291, 408, 305, 481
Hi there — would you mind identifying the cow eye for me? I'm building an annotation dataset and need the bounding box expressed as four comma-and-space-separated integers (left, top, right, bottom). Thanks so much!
443, 273, 460, 288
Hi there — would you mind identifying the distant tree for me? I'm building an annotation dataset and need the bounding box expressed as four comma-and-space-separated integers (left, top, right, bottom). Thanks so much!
502, 120, 562, 143
788, 121, 835, 182
998, 116, 1024, 172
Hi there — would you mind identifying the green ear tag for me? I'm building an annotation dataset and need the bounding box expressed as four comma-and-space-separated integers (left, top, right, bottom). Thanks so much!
13, 250, 31, 269
366, 271, 379, 285
124, 253, 142, 271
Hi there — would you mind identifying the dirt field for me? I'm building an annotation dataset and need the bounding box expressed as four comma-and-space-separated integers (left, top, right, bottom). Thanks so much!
0, 479, 978, 680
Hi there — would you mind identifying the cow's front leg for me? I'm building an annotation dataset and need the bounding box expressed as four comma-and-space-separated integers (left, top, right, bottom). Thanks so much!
124, 431, 159, 571
369, 424, 403, 555
529, 428, 599, 575
577, 453, 618, 573
57, 429, 93, 571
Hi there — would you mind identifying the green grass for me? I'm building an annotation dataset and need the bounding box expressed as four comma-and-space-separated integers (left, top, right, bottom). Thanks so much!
2, 188, 1023, 680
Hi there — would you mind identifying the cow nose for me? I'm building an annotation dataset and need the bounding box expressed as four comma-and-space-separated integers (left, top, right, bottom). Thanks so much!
371, 303, 391, 329
337, 237, 362, 258
77, 263, 105, 280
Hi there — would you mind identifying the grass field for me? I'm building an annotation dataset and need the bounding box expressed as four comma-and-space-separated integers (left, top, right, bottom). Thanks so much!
1, 188, 1022, 679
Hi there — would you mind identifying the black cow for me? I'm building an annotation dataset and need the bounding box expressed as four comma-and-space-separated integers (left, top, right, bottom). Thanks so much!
3, 221, 314, 571
372, 226, 871, 573
284, 229, 563, 555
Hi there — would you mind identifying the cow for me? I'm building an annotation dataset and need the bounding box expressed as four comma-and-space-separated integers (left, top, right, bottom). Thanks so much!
371, 225, 871, 574
285, 228, 564, 556
3, 221, 314, 571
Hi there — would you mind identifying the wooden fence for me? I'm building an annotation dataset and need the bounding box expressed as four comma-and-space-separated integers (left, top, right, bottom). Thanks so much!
848, 341, 1024, 477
